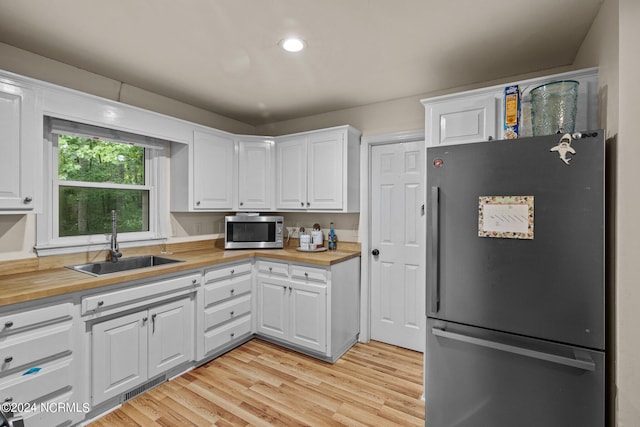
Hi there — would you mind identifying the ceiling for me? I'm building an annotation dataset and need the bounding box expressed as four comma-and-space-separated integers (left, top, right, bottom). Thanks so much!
0, 0, 603, 126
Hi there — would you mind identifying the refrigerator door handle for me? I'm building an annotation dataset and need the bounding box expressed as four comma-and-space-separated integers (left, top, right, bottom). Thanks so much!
429, 186, 440, 313
431, 327, 596, 371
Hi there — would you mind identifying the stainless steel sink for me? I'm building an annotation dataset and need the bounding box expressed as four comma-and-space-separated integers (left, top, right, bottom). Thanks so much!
67, 255, 183, 276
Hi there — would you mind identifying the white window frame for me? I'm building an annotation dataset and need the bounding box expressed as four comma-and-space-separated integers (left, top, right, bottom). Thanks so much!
36, 117, 169, 256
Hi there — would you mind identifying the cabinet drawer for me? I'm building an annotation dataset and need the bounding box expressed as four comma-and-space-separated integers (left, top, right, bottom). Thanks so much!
20, 391, 80, 427
204, 315, 252, 354
0, 356, 73, 405
256, 260, 289, 277
291, 265, 327, 283
205, 294, 252, 330
0, 302, 72, 335
204, 275, 251, 305
0, 323, 72, 373
205, 262, 252, 283
82, 273, 200, 314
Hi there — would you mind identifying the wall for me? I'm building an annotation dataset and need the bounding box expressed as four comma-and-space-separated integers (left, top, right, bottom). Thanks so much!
575, 0, 640, 424
616, 2, 640, 423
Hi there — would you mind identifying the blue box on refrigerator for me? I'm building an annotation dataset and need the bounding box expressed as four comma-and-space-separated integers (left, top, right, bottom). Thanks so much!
504, 85, 520, 139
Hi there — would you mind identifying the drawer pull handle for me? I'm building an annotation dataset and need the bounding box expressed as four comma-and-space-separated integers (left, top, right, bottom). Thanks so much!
304, 272, 309, 278
230, 311, 235, 317
4, 356, 12, 363
142, 317, 148, 324
230, 289, 235, 295
269, 267, 272, 272
230, 332, 235, 338
230, 269, 235, 274
192, 279, 197, 285
97, 300, 104, 307
4, 321, 13, 328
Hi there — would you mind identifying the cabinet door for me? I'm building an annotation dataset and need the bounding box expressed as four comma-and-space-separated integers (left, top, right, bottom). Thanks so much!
256, 276, 289, 340
427, 93, 498, 146
276, 138, 307, 210
148, 298, 193, 378
238, 139, 273, 210
92, 311, 147, 405
307, 131, 344, 210
0, 82, 37, 211
193, 130, 234, 209
289, 281, 327, 353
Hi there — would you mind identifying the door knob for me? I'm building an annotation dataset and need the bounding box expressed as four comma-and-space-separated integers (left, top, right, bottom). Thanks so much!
371, 249, 380, 256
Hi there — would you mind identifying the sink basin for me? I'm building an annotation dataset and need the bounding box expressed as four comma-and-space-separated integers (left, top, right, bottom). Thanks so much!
67, 255, 183, 276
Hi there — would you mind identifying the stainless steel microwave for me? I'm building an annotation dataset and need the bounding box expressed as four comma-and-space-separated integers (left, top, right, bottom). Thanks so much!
224, 215, 284, 249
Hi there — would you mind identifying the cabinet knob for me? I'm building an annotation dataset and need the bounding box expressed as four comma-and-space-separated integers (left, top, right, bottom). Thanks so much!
97, 300, 104, 307
487, 136, 494, 141
371, 249, 380, 256
240, 202, 244, 206
230, 332, 235, 338
230, 289, 235, 295
4, 321, 13, 328
230, 311, 235, 317
269, 267, 272, 272
304, 272, 309, 278
192, 279, 197, 285
142, 317, 148, 323
230, 269, 235, 274
307, 202, 310, 207
4, 356, 13, 363
23, 196, 33, 204
196, 201, 201, 206
300, 202, 304, 207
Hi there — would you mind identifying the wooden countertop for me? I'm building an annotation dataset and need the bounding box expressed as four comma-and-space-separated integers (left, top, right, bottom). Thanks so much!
0, 247, 360, 308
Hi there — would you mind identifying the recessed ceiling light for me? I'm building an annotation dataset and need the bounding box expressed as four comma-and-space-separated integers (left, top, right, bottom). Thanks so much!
280, 37, 305, 53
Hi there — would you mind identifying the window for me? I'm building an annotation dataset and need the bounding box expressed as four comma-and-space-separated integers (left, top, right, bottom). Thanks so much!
37, 118, 168, 255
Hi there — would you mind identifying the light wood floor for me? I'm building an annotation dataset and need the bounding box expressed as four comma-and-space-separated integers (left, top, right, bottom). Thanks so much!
89, 338, 425, 426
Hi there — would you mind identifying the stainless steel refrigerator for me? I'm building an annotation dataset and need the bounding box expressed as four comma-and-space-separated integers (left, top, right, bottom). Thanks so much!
425, 131, 605, 426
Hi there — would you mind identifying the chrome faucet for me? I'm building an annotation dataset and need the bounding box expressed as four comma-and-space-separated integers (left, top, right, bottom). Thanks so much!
110, 210, 122, 262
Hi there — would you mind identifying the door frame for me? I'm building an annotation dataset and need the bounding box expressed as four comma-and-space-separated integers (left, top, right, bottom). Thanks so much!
359, 129, 426, 344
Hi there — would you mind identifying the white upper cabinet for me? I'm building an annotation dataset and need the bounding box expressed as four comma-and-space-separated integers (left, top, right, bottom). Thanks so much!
422, 67, 599, 146
276, 126, 361, 212
237, 136, 275, 211
276, 136, 308, 210
0, 80, 41, 213
427, 92, 500, 145
171, 129, 236, 211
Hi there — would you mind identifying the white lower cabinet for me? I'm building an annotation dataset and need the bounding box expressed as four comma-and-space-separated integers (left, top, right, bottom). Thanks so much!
256, 258, 359, 361
199, 261, 253, 359
91, 296, 193, 405
0, 300, 82, 426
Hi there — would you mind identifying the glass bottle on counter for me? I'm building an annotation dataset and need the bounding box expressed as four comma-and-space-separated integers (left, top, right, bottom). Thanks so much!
328, 222, 337, 252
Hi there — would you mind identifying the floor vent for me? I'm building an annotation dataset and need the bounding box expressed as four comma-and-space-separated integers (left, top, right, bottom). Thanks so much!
122, 375, 166, 402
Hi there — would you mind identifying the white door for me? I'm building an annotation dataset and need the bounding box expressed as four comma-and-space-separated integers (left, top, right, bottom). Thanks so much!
370, 141, 425, 351
193, 130, 234, 210
276, 137, 307, 210
92, 311, 148, 404
148, 297, 193, 377
307, 131, 343, 210
289, 281, 327, 353
256, 276, 289, 340
238, 139, 273, 210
